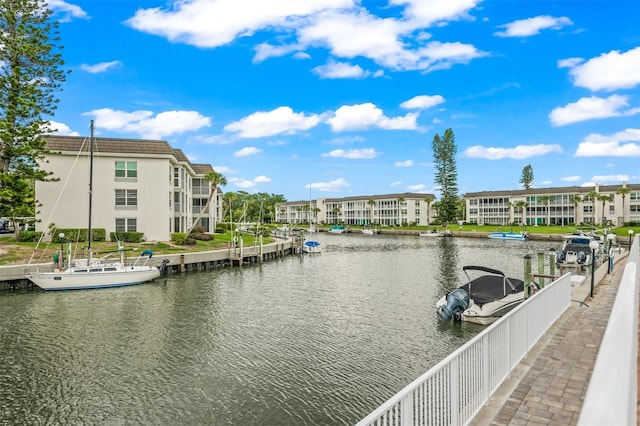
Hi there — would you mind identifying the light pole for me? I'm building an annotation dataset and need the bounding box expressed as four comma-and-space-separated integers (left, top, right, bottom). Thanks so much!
606, 233, 615, 274
629, 229, 634, 248
589, 240, 599, 298
58, 232, 65, 267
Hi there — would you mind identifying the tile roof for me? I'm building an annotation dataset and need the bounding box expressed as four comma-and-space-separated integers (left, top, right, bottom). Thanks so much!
42, 135, 215, 176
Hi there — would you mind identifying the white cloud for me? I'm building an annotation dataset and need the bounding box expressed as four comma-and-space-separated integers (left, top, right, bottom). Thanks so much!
567, 47, 640, 91
390, 181, 402, 187
590, 174, 631, 183
48, 0, 89, 21
46, 121, 80, 136
575, 128, 640, 157
126, 0, 352, 48
558, 57, 583, 68
395, 160, 413, 167
312, 60, 370, 79
400, 95, 445, 110
561, 176, 581, 182
326, 103, 418, 131
125, 0, 486, 73
80, 61, 121, 73
322, 148, 377, 159
84, 108, 211, 139
224, 106, 320, 138
463, 144, 562, 160
406, 184, 428, 192
309, 178, 350, 192
549, 95, 639, 126
229, 175, 271, 189
234, 147, 262, 157
494, 15, 573, 37
212, 165, 233, 174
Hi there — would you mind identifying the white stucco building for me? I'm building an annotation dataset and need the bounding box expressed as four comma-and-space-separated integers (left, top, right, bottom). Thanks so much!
35, 135, 222, 241
464, 183, 640, 227
275, 193, 437, 226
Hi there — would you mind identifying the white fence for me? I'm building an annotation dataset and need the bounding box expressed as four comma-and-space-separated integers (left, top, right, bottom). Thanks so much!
578, 235, 639, 425
356, 273, 573, 426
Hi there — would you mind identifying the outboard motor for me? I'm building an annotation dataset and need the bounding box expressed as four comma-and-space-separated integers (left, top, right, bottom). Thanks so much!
577, 251, 586, 264
556, 251, 565, 264
438, 288, 470, 321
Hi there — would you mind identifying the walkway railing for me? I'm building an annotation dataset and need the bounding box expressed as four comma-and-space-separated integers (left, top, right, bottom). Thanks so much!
578, 235, 639, 425
356, 273, 573, 426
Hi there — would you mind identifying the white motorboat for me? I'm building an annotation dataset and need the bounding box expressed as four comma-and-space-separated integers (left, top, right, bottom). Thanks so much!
487, 231, 528, 241
555, 232, 599, 267
328, 225, 346, 234
25, 121, 163, 290
436, 266, 530, 325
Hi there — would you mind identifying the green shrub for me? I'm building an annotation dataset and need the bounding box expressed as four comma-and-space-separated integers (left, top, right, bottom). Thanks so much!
17, 231, 42, 242
171, 233, 196, 245
53, 228, 106, 242
190, 232, 213, 241
110, 232, 144, 243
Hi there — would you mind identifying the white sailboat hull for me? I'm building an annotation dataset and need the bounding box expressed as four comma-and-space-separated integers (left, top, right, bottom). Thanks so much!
26, 265, 160, 291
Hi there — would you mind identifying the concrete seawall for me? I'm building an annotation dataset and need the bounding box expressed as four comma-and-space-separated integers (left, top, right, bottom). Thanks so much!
0, 238, 298, 290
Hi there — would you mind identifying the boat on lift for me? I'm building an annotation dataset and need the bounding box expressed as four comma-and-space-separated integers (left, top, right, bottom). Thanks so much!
436, 266, 530, 325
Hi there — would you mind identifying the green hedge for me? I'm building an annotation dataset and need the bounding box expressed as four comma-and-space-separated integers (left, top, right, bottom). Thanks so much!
52, 228, 106, 243
109, 232, 144, 243
17, 231, 43, 242
171, 233, 196, 245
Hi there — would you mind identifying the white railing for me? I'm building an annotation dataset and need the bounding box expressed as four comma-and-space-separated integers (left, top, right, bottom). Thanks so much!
356, 273, 573, 426
579, 235, 638, 425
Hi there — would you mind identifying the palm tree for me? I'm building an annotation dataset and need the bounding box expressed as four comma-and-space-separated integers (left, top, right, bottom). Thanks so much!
586, 190, 598, 224
616, 186, 631, 224
507, 201, 514, 225
598, 194, 613, 226
397, 196, 405, 226
538, 195, 551, 225
424, 195, 435, 225
332, 207, 340, 224
515, 200, 528, 229
569, 194, 582, 225
188, 170, 227, 236
367, 199, 376, 225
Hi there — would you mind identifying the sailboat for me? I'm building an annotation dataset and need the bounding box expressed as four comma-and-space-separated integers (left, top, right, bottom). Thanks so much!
302, 187, 321, 253
25, 121, 162, 291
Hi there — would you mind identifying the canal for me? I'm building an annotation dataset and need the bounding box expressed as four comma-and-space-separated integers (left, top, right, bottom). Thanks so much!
0, 233, 554, 425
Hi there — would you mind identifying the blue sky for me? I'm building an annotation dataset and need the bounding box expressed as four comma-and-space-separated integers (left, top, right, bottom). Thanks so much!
46, 0, 639, 201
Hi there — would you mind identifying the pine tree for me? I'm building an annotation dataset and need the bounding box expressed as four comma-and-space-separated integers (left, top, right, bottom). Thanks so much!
432, 128, 459, 227
520, 164, 534, 189
0, 0, 68, 237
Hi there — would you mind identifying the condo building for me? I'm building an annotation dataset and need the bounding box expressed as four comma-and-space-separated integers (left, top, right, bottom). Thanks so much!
464, 183, 640, 227
34, 135, 222, 242
275, 193, 437, 226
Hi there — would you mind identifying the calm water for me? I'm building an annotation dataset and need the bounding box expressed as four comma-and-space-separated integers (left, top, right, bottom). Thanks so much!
0, 234, 552, 425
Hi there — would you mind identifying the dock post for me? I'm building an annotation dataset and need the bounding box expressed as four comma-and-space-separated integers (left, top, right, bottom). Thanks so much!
180, 254, 185, 273
548, 249, 556, 281
524, 254, 532, 298
537, 251, 545, 287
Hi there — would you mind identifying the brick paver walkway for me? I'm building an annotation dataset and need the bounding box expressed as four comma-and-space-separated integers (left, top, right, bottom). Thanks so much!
473, 259, 625, 425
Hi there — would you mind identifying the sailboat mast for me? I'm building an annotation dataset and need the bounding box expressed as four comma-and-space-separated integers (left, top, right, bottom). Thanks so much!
88, 120, 94, 258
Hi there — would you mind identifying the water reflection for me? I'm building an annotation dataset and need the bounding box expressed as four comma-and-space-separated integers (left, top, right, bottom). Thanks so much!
0, 234, 553, 425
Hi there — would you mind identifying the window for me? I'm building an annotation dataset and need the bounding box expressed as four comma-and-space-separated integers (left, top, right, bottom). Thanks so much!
115, 161, 137, 178
115, 218, 137, 232
115, 189, 137, 207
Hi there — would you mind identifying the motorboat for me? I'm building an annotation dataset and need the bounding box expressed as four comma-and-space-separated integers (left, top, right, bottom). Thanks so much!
436, 266, 529, 325
487, 231, 528, 241
328, 225, 346, 234
302, 238, 321, 253
555, 232, 599, 267
361, 225, 379, 235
